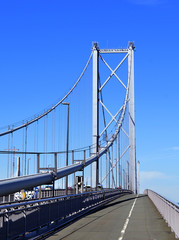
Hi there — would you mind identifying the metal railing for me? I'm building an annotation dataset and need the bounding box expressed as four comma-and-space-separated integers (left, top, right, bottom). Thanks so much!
0, 189, 132, 239
145, 189, 179, 239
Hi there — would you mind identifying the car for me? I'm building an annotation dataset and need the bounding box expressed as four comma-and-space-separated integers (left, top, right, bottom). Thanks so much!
44, 185, 53, 190
97, 183, 103, 189
85, 185, 92, 192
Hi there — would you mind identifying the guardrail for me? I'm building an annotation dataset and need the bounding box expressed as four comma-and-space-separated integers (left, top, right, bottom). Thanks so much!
0, 189, 132, 239
145, 189, 179, 239
0, 189, 74, 204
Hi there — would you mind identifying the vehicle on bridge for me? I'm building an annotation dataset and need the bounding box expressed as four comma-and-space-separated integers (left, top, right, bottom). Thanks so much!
98, 183, 103, 189
44, 185, 53, 190
14, 189, 35, 201
85, 185, 92, 191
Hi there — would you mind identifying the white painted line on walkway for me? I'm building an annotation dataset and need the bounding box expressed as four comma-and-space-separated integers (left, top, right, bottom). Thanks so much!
118, 196, 138, 240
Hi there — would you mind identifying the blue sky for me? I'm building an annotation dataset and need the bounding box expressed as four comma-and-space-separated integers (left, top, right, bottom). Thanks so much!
0, 0, 179, 202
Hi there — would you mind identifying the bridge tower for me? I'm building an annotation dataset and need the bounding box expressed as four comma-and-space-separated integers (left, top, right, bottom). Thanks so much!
92, 42, 99, 189
128, 42, 136, 193
92, 42, 136, 193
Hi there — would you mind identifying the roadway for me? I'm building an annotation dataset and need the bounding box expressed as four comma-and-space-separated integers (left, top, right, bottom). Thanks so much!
47, 194, 177, 240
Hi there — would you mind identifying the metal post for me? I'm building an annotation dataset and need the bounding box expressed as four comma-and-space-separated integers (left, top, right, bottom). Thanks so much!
127, 161, 129, 190
123, 169, 125, 189
37, 154, 40, 174
27, 158, 31, 175
116, 139, 117, 188
72, 150, 75, 193
62, 102, 70, 195
109, 151, 110, 188
106, 153, 107, 189
92, 42, 99, 190
52, 181, 55, 197
128, 42, 136, 193
17, 157, 20, 177
121, 150, 123, 189
37, 154, 41, 199
118, 132, 121, 188
7, 126, 10, 178
112, 145, 113, 189
82, 150, 86, 193
25, 127, 27, 175
54, 153, 57, 175
137, 160, 140, 194
89, 146, 92, 187
53, 153, 57, 197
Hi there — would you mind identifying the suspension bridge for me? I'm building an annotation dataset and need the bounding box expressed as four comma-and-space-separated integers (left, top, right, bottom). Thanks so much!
0, 42, 178, 239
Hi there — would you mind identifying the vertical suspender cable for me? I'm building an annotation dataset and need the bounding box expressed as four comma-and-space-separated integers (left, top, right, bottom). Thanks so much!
25, 126, 27, 175
100, 155, 102, 185
37, 120, 38, 152
52, 110, 53, 156
46, 114, 48, 165
109, 147, 110, 188
54, 109, 56, 152
116, 139, 117, 188
112, 144, 113, 188
121, 130, 123, 188
58, 107, 60, 173
22, 123, 24, 175
43, 115, 45, 166
36, 120, 38, 173
11, 130, 13, 178
7, 126, 10, 178
118, 132, 120, 188
106, 153, 107, 188
58, 106, 61, 152
34, 120, 36, 173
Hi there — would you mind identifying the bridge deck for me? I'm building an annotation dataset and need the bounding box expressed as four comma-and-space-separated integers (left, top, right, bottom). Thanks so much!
47, 194, 177, 240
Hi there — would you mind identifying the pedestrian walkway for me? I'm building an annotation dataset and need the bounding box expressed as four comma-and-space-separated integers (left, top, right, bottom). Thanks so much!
48, 194, 177, 240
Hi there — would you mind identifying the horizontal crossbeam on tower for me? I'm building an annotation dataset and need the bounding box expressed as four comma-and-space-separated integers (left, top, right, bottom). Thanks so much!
99, 49, 128, 53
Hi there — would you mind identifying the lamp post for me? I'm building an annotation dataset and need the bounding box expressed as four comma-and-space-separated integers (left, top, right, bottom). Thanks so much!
62, 102, 70, 195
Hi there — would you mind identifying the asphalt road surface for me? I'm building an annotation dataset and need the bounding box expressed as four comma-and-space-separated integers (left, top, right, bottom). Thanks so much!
47, 194, 177, 240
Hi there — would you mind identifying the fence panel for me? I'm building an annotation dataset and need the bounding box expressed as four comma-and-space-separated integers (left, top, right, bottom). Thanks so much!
146, 189, 179, 239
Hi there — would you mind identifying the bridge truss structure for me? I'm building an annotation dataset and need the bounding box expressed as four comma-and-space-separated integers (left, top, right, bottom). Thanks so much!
0, 42, 137, 197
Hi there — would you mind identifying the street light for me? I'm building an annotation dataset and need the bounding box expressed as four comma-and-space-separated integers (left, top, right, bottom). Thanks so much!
62, 102, 70, 195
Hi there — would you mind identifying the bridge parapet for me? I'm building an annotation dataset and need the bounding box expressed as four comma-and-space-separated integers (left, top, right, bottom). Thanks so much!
145, 189, 179, 239
0, 189, 132, 239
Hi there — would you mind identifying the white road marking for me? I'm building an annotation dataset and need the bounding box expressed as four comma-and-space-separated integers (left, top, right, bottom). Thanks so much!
118, 196, 138, 240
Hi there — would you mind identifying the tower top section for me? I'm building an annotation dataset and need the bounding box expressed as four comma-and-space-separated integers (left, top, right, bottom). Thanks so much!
128, 41, 135, 50
92, 42, 99, 51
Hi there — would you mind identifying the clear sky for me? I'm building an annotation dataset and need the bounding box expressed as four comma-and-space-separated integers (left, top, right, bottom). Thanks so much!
0, 0, 179, 202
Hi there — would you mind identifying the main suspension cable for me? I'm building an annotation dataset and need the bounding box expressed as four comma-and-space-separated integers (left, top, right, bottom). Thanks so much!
0, 52, 93, 137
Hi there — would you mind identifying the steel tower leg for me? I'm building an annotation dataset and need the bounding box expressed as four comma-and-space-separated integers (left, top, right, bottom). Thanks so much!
128, 42, 136, 193
92, 42, 99, 189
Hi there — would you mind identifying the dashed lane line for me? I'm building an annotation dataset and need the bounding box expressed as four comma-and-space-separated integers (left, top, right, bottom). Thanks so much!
118, 195, 138, 240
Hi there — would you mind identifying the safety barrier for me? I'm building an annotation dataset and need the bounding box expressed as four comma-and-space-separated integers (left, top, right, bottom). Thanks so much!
145, 189, 179, 239
0, 189, 132, 239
